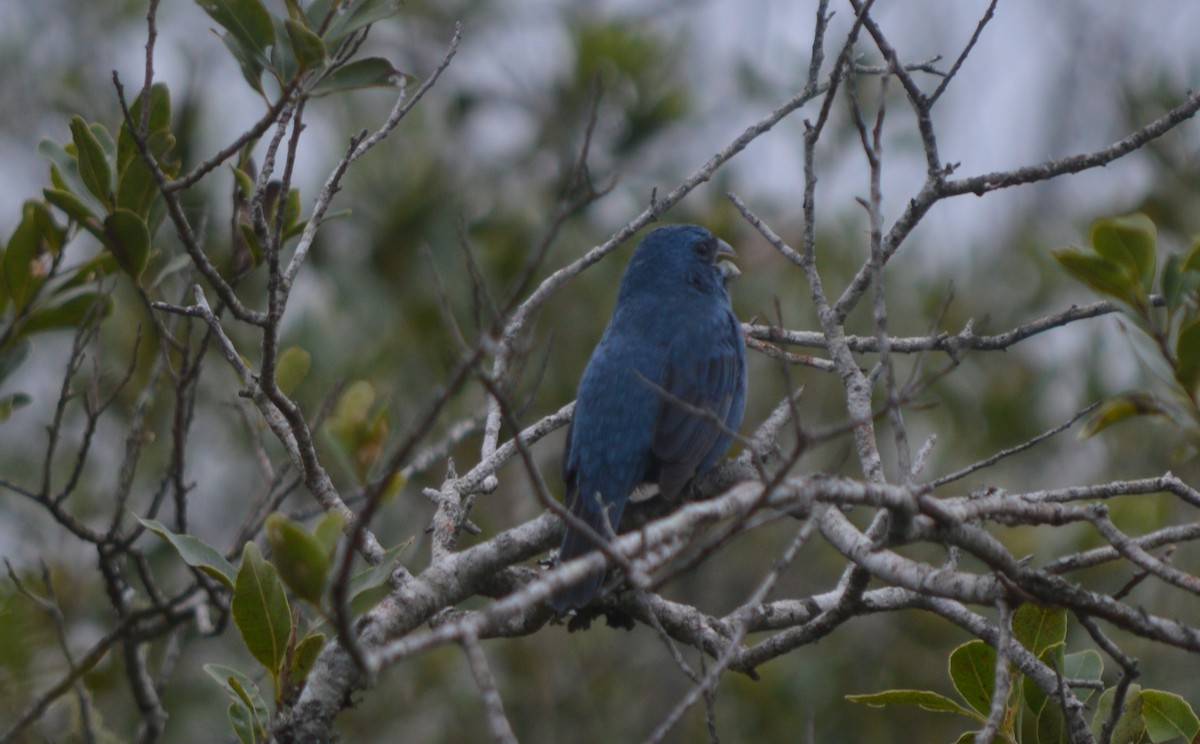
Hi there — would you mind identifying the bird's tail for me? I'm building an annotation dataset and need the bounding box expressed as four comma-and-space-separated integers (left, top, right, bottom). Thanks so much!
550, 486, 613, 613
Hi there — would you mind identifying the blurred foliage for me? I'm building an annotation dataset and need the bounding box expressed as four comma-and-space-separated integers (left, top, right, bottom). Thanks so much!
1, 0, 1200, 742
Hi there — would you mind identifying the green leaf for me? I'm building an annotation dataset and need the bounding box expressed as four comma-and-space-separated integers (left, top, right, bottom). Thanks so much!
324, 0, 404, 45
43, 188, 98, 229
1054, 249, 1137, 304
275, 345, 311, 396
312, 511, 345, 557
195, 0, 275, 57
138, 517, 237, 589
289, 631, 325, 685
283, 187, 301, 233
1092, 213, 1157, 292
4, 206, 43, 310
310, 57, 403, 97
22, 292, 112, 334
1091, 684, 1145, 744
0, 339, 32, 385
0, 393, 32, 422
1184, 236, 1200, 274
102, 208, 151, 281
349, 539, 411, 615
117, 82, 172, 169
218, 21, 268, 94
228, 702, 255, 744
28, 201, 65, 254
117, 154, 161, 217
1037, 695, 1068, 744
1177, 319, 1200, 395
1082, 393, 1166, 438
205, 664, 269, 742
949, 640, 997, 717
1163, 255, 1184, 313
285, 17, 326, 70
233, 542, 292, 677
269, 14, 298, 83
230, 163, 256, 201
845, 689, 983, 720
1143, 689, 1200, 743
1063, 650, 1104, 704
69, 116, 113, 209
1012, 604, 1067, 656
264, 512, 329, 605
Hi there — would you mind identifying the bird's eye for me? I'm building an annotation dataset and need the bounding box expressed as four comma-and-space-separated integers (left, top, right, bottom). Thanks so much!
692, 239, 714, 260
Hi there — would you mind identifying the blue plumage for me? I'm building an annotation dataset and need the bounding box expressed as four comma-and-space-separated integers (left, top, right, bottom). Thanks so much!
552, 224, 748, 612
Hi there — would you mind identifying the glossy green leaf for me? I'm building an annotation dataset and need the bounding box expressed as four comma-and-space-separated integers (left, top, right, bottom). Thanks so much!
1053, 248, 1138, 305
310, 57, 403, 97
233, 542, 292, 677
138, 517, 236, 588
264, 512, 328, 605
1091, 684, 1145, 744
949, 640, 997, 717
1092, 213, 1157, 291
1012, 604, 1067, 656
285, 17, 326, 70
69, 116, 113, 209
1143, 689, 1200, 743
0, 393, 32, 422
289, 631, 325, 685
845, 689, 982, 719
103, 208, 151, 281
22, 292, 112, 334
275, 345, 311, 396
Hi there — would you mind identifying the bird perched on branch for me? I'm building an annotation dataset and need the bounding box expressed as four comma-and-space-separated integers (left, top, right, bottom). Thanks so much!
551, 224, 747, 612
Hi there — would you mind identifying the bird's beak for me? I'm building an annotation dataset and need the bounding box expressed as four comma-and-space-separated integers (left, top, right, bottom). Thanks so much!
716, 239, 737, 258
717, 260, 741, 284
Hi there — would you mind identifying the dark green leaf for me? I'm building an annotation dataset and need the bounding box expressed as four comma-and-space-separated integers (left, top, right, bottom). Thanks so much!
233, 542, 292, 677
138, 517, 237, 588
117, 155, 161, 217
43, 188, 98, 229
1184, 236, 1200, 273
269, 14, 298, 83
310, 57, 402, 97
1177, 319, 1200, 395
1063, 651, 1103, 704
1092, 213, 1157, 291
324, 0, 403, 45
283, 187, 301, 233
4, 206, 43, 310
1143, 689, 1200, 743
949, 640, 997, 717
102, 208, 151, 281
69, 116, 113, 209
1163, 255, 1184, 313
0, 339, 32, 385
845, 689, 982, 719
0, 393, 32, 422
195, 0, 275, 57
220, 26, 268, 94
304, 0, 334, 30
28, 201, 65, 254
289, 632, 325, 685
264, 512, 328, 605
22, 292, 112, 334
206, 663, 269, 742
117, 82, 172, 169
1054, 249, 1137, 304
285, 17, 326, 70
349, 540, 411, 615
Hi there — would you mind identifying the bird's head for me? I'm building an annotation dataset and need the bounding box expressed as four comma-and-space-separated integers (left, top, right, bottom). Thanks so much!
620, 224, 737, 300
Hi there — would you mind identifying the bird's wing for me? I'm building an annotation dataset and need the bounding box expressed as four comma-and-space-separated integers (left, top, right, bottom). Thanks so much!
651, 308, 745, 499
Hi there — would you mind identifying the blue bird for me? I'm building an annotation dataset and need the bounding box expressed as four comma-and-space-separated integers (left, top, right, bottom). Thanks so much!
552, 224, 748, 612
